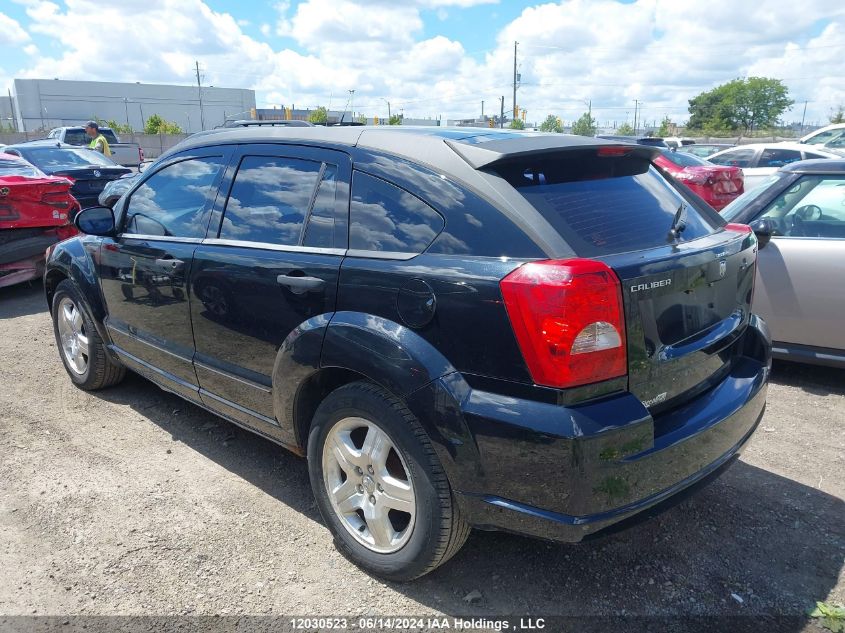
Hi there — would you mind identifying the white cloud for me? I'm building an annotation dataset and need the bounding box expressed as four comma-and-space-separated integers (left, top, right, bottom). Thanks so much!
6, 0, 843, 127
0, 11, 30, 45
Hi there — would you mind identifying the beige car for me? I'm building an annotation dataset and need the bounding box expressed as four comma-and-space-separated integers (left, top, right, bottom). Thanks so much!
721, 159, 845, 367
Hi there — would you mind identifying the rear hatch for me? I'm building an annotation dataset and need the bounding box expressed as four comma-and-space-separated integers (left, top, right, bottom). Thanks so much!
0, 176, 76, 230
486, 144, 756, 412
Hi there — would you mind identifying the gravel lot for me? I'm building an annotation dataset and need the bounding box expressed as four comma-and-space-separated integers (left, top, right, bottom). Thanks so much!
0, 280, 843, 631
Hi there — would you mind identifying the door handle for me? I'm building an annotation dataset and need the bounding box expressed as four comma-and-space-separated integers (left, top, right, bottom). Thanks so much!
276, 273, 326, 294
155, 258, 184, 269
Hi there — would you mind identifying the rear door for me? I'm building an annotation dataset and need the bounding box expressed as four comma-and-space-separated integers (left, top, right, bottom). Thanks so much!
750, 174, 845, 352
190, 144, 349, 434
99, 148, 231, 402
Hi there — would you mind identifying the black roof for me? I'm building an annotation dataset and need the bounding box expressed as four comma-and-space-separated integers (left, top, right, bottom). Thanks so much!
3, 140, 75, 150
782, 159, 845, 174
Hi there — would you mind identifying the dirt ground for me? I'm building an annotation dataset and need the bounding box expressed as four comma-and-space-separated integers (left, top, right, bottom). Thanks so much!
0, 280, 843, 631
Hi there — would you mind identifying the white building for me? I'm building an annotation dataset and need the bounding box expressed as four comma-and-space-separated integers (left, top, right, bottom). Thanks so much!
10, 78, 256, 134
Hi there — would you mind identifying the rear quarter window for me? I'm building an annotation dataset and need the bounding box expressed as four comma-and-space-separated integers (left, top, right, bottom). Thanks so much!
493, 152, 721, 257
349, 171, 444, 255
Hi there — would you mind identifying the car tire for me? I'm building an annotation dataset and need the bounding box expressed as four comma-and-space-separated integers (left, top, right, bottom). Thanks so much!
307, 381, 469, 581
52, 279, 125, 390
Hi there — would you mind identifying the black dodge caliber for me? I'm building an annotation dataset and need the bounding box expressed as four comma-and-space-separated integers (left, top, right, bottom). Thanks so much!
44, 127, 771, 580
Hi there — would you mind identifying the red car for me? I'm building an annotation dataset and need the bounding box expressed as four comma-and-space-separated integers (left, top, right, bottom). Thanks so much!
0, 153, 79, 288
653, 149, 744, 211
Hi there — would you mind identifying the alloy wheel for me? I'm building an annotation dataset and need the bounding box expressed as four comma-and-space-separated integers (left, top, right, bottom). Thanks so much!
57, 297, 89, 375
322, 417, 416, 554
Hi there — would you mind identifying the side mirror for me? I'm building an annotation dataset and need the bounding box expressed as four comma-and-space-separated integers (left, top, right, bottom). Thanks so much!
75, 206, 115, 236
138, 160, 152, 173
750, 217, 774, 249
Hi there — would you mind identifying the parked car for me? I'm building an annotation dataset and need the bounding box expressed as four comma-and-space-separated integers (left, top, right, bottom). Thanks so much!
653, 149, 744, 211
708, 142, 840, 189
663, 137, 696, 149
678, 143, 735, 158
46, 126, 144, 167
3, 141, 132, 209
98, 172, 141, 208
45, 127, 770, 580
721, 159, 845, 367
798, 123, 845, 155
0, 153, 78, 288
596, 134, 668, 148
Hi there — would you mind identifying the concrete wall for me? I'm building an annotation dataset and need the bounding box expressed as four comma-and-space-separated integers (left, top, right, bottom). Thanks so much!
12, 79, 255, 134
0, 131, 190, 160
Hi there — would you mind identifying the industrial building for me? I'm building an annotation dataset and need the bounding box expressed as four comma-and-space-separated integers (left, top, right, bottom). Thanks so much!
7, 78, 256, 134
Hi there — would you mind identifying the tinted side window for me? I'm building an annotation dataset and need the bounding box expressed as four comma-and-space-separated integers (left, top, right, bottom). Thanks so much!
101, 130, 119, 144
759, 148, 802, 168
710, 148, 756, 167
219, 156, 322, 245
760, 176, 845, 238
303, 164, 338, 248
349, 171, 444, 254
124, 156, 224, 238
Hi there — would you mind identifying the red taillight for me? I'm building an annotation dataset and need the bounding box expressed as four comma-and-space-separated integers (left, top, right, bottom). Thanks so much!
41, 191, 71, 209
724, 223, 752, 234
0, 204, 19, 221
597, 146, 631, 157
500, 259, 627, 389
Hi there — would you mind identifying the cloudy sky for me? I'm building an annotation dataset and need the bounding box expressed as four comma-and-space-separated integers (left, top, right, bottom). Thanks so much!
1, 0, 843, 127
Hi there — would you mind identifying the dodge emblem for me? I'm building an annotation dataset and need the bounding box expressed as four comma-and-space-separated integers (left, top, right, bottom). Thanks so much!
0, 187, 8, 196
93, 170, 101, 178
719, 259, 727, 278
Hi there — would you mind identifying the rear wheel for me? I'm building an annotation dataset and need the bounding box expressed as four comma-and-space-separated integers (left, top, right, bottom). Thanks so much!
52, 279, 125, 390
307, 381, 469, 581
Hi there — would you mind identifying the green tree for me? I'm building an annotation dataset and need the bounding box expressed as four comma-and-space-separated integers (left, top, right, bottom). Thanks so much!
308, 106, 328, 125
830, 105, 845, 124
656, 116, 672, 137
616, 122, 635, 135
509, 118, 525, 130
388, 114, 402, 125
538, 114, 562, 133
356, 114, 367, 125
571, 111, 597, 137
688, 77, 793, 133
105, 119, 133, 134
143, 114, 182, 134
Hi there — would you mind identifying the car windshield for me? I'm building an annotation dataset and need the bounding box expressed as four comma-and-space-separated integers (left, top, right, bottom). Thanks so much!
720, 174, 784, 221
804, 129, 845, 146
23, 147, 116, 169
659, 149, 711, 168
0, 158, 45, 177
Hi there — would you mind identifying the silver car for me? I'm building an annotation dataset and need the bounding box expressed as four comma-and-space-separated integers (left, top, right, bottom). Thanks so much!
722, 159, 845, 367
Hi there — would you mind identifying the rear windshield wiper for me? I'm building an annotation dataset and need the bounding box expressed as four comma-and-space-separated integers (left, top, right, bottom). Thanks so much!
668, 202, 687, 242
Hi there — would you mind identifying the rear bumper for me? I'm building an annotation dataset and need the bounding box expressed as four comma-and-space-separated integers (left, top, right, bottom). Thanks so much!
452, 314, 771, 542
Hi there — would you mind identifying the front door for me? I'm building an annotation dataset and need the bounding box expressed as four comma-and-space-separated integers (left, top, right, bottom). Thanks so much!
189, 144, 350, 441
99, 150, 231, 400
752, 173, 845, 352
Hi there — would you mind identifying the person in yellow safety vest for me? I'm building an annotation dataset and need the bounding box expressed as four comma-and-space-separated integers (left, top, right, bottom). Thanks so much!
84, 121, 111, 157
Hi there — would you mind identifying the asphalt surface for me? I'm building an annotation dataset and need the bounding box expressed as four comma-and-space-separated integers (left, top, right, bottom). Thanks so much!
0, 280, 842, 632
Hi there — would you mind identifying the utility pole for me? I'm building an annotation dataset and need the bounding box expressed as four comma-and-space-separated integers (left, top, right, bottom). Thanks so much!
633, 99, 639, 135
195, 61, 205, 131
512, 41, 519, 122
800, 100, 808, 133
124, 97, 130, 130
500, 95, 504, 129
481, 100, 484, 119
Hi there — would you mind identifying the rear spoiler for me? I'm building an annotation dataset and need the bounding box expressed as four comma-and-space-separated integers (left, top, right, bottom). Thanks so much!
445, 135, 659, 170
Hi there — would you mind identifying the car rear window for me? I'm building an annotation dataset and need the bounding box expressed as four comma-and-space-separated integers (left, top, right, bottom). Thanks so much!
493, 151, 722, 257
0, 158, 43, 177
659, 149, 711, 167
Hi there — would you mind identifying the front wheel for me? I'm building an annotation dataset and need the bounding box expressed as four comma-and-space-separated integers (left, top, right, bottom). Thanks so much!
307, 381, 469, 581
52, 279, 125, 390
